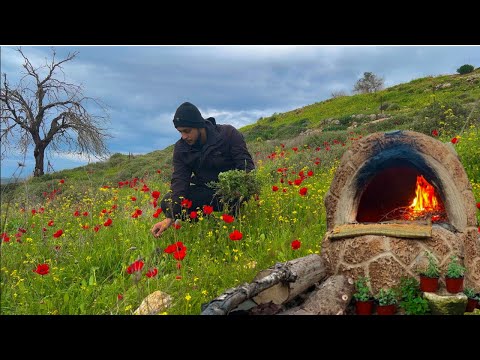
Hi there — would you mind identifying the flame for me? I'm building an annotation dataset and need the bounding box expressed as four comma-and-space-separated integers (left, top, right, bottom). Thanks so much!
409, 175, 441, 212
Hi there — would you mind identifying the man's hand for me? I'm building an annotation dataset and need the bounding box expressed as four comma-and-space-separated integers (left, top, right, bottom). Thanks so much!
151, 218, 173, 238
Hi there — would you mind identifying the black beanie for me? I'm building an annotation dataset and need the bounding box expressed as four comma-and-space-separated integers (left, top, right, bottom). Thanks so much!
173, 102, 206, 128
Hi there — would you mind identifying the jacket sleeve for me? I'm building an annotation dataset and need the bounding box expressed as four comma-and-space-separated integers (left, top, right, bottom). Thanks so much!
167, 144, 192, 218
229, 127, 255, 172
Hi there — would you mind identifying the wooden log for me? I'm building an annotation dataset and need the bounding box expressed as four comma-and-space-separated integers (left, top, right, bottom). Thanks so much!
329, 223, 431, 240
201, 264, 297, 315
252, 254, 328, 305
280, 275, 354, 315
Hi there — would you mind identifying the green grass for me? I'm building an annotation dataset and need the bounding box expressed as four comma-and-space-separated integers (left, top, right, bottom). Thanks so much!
1, 70, 480, 315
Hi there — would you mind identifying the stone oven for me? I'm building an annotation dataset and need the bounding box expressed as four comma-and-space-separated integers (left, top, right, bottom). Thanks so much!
321, 130, 480, 293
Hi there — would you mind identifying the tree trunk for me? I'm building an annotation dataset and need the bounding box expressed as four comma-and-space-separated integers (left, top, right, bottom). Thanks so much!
201, 265, 298, 315
279, 275, 355, 315
33, 144, 45, 177
252, 254, 328, 305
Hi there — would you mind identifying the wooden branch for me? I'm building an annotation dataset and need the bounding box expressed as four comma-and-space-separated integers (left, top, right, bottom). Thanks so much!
280, 275, 355, 315
329, 223, 432, 240
253, 254, 328, 305
200, 266, 297, 315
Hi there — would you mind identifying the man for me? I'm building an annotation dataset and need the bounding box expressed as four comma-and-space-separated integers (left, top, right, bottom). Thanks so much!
151, 102, 255, 238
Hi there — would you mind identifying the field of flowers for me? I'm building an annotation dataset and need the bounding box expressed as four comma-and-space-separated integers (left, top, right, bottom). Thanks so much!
1, 126, 479, 315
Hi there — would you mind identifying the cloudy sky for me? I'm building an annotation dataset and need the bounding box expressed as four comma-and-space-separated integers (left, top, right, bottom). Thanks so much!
1, 45, 479, 178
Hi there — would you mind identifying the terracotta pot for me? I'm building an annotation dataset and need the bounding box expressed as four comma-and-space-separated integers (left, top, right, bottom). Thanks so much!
419, 275, 439, 292
376, 304, 396, 315
465, 298, 478, 312
445, 276, 464, 293
355, 300, 374, 315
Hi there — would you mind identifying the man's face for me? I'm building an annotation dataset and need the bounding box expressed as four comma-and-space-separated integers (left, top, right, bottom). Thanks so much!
176, 127, 199, 145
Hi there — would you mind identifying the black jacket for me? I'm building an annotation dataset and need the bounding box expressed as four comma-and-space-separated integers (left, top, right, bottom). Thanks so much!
170, 120, 255, 211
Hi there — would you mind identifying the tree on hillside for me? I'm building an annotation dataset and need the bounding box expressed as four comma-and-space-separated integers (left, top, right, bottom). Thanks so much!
353, 72, 384, 94
456, 64, 474, 75
0, 47, 110, 177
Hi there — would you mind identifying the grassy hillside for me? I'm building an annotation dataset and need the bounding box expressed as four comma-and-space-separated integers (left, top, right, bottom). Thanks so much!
1, 69, 479, 315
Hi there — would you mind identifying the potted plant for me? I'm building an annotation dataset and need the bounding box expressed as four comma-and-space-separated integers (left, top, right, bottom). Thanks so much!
445, 255, 466, 293
463, 287, 479, 312
419, 251, 440, 292
353, 276, 374, 315
375, 288, 398, 315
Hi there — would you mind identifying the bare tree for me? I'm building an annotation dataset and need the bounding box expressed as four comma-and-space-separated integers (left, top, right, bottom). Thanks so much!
331, 90, 347, 98
353, 72, 384, 94
0, 47, 110, 177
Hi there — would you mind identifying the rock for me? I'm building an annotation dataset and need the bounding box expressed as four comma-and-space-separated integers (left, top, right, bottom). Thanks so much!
134, 290, 172, 315
423, 291, 467, 315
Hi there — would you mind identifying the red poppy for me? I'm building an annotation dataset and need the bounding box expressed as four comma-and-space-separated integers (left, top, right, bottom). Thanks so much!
291, 239, 301, 250
1, 233, 10, 242
31, 209, 37, 215
53, 229, 63, 238
59, 179, 65, 184
131, 196, 137, 202
299, 187, 308, 196
203, 205, 213, 215
292, 147, 298, 152
74, 210, 80, 217
146, 268, 158, 278
272, 185, 279, 192
33, 263, 50, 275
126, 260, 144, 274
117, 294, 123, 300
307, 170, 314, 177
451, 137, 458, 144
156, 169, 161, 174
174, 249, 186, 261
83, 211, 89, 216
151, 191, 161, 199
131, 209, 143, 218
190, 211, 198, 219
294, 178, 303, 186
141, 184, 150, 192
476, 202, 480, 210
104, 218, 112, 227
229, 229, 243, 241
181, 198, 192, 209
153, 208, 163, 218
431, 129, 439, 137
94, 225, 100, 232
222, 214, 235, 223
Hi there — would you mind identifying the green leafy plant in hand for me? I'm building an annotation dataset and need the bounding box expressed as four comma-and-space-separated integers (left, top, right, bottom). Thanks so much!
207, 169, 261, 212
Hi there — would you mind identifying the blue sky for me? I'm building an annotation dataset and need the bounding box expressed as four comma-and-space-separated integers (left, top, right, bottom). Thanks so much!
1, 45, 479, 179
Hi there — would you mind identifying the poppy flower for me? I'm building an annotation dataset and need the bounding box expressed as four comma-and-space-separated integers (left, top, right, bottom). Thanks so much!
59, 179, 65, 184
299, 187, 308, 196
222, 214, 235, 223
33, 263, 50, 275
53, 229, 63, 238
431, 129, 439, 137
476, 202, 480, 210
272, 185, 279, 192
451, 137, 458, 144
151, 191, 161, 199
229, 229, 243, 241
146, 268, 158, 278
181, 199, 192, 209
126, 260, 144, 274
203, 205, 213, 215
104, 218, 112, 227
291, 239, 301, 250
189, 211, 198, 219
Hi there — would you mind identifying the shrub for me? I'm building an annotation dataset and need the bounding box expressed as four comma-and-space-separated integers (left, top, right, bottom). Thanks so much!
397, 277, 430, 315
419, 251, 440, 278
446, 255, 466, 278
376, 288, 398, 305
353, 276, 372, 301
457, 64, 475, 75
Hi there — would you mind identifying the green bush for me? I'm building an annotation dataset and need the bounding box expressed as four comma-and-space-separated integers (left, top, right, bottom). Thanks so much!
457, 64, 475, 75
353, 276, 372, 301
397, 277, 430, 315
376, 288, 398, 306
446, 255, 466, 278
